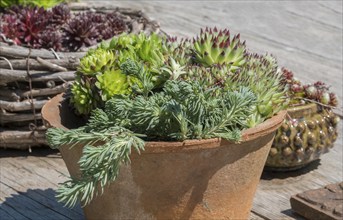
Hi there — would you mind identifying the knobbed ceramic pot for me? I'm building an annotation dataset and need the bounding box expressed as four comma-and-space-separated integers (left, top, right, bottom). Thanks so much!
42, 94, 286, 220
265, 103, 340, 171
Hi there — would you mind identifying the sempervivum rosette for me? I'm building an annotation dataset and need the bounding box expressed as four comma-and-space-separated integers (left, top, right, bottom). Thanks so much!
193, 27, 246, 71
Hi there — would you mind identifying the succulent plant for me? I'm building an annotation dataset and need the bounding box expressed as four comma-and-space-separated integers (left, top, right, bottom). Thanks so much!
97, 13, 127, 40
0, 4, 127, 51
14, 6, 52, 48
95, 69, 131, 101
70, 76, 102, 116
47, 29, 291, 208
51, 3, 71, 25
0, 14, 21, 45
78, 48, 116, 75
72, 33, 171, 114
63, 13, 99, 51
226, 53, 288, 127
281, 68, 338, 107
38, 30, 63, 51
193, 27, 246, 71
162, 37, 192, 67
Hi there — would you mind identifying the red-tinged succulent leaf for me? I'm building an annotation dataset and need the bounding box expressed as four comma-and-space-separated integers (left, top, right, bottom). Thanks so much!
329, 92, 338, 106
1, 4, 127, 52
17, 6, 52, 47
51, 3, 71, 26
281, 68, 338, 107
38, 30, 63, 51
0, 14, 21, 44
63, 13, 99, 51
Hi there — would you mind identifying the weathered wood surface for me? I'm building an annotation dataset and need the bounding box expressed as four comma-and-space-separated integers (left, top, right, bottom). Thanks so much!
0, 1, 342, 220
0, 58, 80, 71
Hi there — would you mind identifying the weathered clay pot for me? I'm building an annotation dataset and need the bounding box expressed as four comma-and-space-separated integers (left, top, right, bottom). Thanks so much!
42, 94, 286, 220
266, 103, 340, 171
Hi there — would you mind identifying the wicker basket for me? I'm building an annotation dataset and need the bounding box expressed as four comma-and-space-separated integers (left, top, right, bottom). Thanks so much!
0, 3, 161, 149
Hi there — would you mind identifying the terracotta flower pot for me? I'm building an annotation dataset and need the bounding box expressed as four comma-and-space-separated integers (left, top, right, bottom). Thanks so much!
42, 94, 286, 220
265, 103, 340, 171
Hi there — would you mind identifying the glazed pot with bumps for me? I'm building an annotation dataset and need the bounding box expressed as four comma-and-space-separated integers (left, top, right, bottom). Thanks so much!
265, 103, 340, 171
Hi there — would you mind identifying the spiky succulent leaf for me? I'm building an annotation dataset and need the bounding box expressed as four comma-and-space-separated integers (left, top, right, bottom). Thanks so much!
104, 80, 256, 141
107, 33, 165, 70
0, 4, 126, 51
281, 68, 338, 107
38, 30, 63, 51
51, 3, 71, 25
225, 53, 288, 127
70, 76, 102, 115
193, 27, 246, 71
95, 69, 130, 101
78, 48, 116, 75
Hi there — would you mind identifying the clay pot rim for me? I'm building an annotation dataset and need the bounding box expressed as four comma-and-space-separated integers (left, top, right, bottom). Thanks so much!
42, 93, 286, 153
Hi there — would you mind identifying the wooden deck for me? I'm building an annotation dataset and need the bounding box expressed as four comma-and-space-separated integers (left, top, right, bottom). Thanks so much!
1, 1, 342, 219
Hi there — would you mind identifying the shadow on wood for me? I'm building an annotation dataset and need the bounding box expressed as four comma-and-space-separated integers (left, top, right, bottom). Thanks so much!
261, 160, 321, 180
0, 188, 84, 220
0, 148, 59, 158
281, 208, 305, 220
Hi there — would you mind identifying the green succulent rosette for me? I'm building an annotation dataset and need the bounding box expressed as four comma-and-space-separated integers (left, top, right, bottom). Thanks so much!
78, 49, 116, 75
225, 53, 288, 127
70, 76, 101, 115
95, 69, 131, 101
193, 27, 246, 71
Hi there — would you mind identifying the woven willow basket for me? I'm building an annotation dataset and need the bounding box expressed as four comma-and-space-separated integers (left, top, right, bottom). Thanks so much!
0, 3, 161, 149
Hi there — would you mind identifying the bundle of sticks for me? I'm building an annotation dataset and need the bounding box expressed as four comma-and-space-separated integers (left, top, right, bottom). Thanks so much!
0, 3, 161, 149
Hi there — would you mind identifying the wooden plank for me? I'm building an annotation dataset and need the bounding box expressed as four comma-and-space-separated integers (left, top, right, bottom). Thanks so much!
0, 150, 84, 219
0, 203, 27, 220
0, 69, 75, 85
0, 183, 50, 220
249, 211, 266, 220
1, 178, 83, 219
0, 58, 79, 71
0, 207, 17, 220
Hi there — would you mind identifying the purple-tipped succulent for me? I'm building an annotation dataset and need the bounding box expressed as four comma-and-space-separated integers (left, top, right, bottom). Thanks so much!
38, 30, 63, 51
63, 12, 126, 51
282, 68, 338, 107
0, 6, 52, 48
193, 27, 246, 71
51, 3, 71, 26
97, 13, 126, 40
0, 4, 127, 52
0, 13, 21, 45
63, 13, 99, 51
17, 6, 52, 48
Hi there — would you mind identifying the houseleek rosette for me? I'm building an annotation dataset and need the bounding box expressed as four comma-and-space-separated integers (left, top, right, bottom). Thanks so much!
71, 33, 184, 115
95, 69, 130, 101
193, 27, 246, 71
282, 68, 338, 107
225, 53, 288, 127
78, 49, 116, 75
